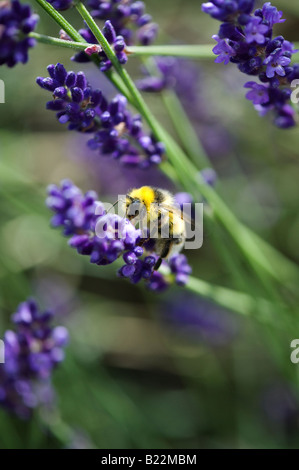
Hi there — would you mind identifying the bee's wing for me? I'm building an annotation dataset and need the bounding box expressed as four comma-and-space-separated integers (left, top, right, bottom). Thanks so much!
158, 204, 194, 227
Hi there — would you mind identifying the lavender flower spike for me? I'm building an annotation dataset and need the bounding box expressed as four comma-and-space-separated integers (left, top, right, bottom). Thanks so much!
0, 0, 39, 67
37, 64, 165, 168
0, 299, 68, 418
47, 180, 192, 292
203, 1, 298, 128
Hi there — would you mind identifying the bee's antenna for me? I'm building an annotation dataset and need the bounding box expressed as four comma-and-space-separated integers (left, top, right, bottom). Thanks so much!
107, 199, 125, 214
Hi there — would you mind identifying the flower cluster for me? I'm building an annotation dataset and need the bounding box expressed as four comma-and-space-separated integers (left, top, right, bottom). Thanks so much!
70, 1, 158, 66
0, 299, 68, 418
72, 20, 128, 70
37, 63, 165, 168
0, 0, 39, 67
86, 0, 158, 46
47, 0, 158, 46
202, 1, 299, 128
46, 179, 192, 291
118, 251, 192, 292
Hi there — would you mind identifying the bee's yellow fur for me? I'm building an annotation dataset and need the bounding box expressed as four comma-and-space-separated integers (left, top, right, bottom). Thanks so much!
129, 186, 156, 211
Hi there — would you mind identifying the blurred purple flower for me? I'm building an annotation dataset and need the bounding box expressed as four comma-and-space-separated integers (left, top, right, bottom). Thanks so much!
163, 294, 238, 346
0, 0, 39, 67
0, 299, 68, 418
137, 57, 233, 161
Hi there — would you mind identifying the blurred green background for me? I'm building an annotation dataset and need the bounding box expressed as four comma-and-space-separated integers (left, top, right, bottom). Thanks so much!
1, 0, 299, 449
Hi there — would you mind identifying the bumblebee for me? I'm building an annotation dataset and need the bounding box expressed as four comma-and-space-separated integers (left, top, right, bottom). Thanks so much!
124, 186, 187, 270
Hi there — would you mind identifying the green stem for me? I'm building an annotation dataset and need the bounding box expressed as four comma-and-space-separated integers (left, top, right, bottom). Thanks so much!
75, 2, 187, 187
35, 0, 83, 41
75, 1, 121, 69
161, 89, 210, 168
75, 2, 168, 137
186, 276, 276, 323
127, 44, 214, 58
128, 43, 299, 58
29, 32, 88, 50
83, 257, 276, 322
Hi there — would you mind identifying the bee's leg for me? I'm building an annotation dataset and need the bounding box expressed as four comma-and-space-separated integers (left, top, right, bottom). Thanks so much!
154, 257, 162, 271
154, 240, 173, 271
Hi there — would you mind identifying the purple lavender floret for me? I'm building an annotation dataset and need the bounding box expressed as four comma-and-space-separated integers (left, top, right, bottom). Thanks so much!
212, 35, 236, 64
118, 252, 192, 290
47, 180, 192, 291
119, 254, 156, 283
169, 254, 192, 286
118, 249, 172, 292
46, 0, 72, 10
261, 2, 285, 27
263, 48, 291, 78
0, 299, 68, 418
244, 81, 270, 105
0, 0, 39, 67
86, 0, 158, 46
203, 1, 298, 128
244, 17, 269, 45
37, 63, 165, 168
